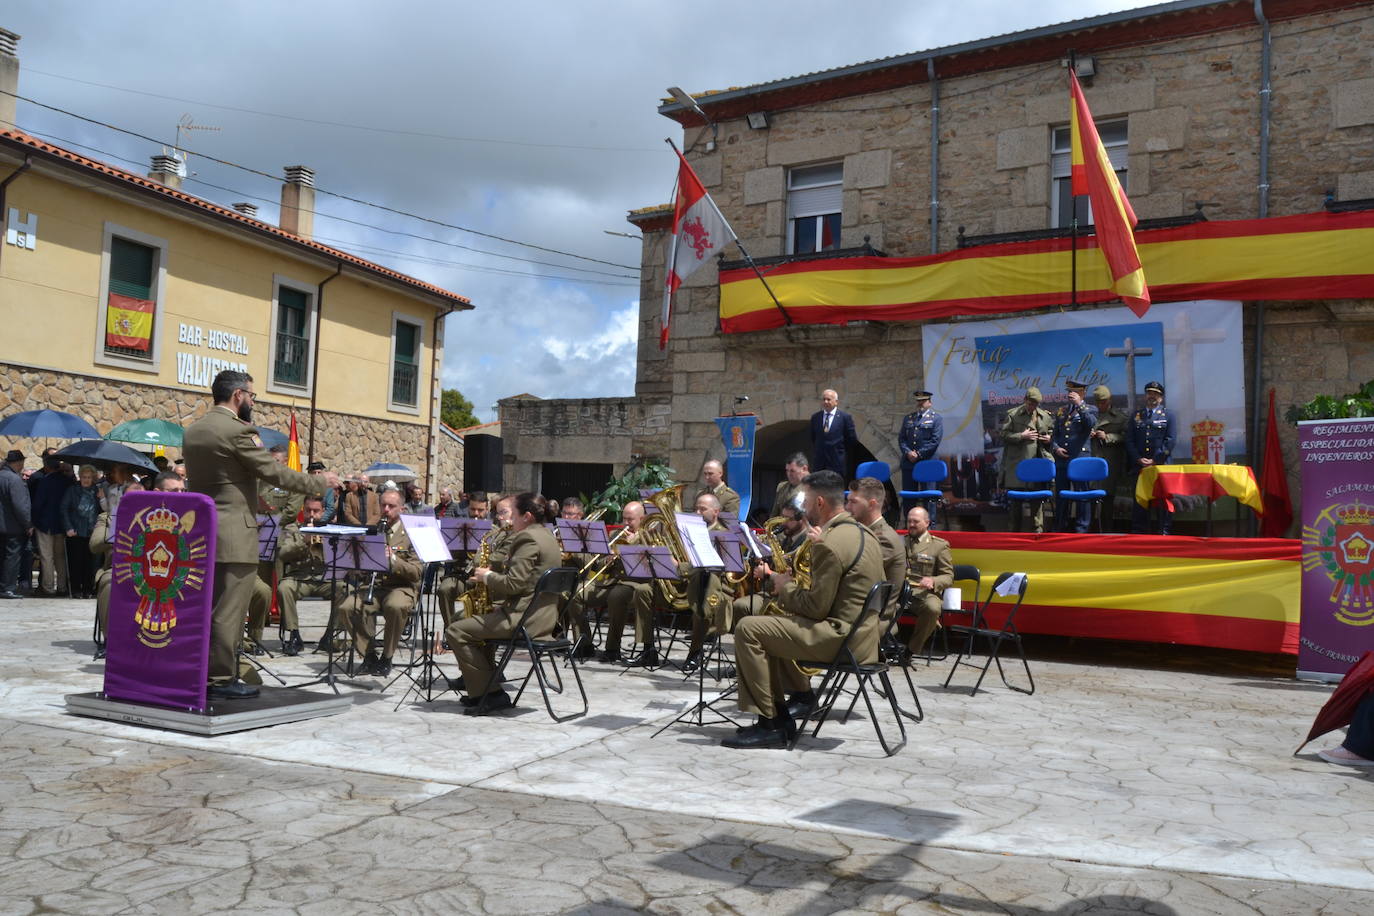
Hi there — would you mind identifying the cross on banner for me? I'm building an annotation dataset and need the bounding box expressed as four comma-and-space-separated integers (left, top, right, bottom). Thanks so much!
1162, 310, 1226, 422
1103, 336, 1154, 414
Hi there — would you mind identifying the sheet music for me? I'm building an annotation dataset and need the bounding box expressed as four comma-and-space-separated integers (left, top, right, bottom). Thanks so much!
311, 524, 370, 536
675, 512, 724, 568
400, 514, 453, 564
741, 525, 769, 559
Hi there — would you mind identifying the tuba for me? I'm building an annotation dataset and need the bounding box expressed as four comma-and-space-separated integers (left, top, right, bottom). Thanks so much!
640, 484, 692, 609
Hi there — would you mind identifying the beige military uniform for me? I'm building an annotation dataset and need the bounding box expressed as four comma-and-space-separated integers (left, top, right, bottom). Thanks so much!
903, 531, 954, 653
183, 405, 326, 685
999, 403, 1054, 532
701, 482, 741, 517
447, 524, 562, 696
734, 511, 884, 719
332, 518, 422, 663
275, 521, 331, 632
1093, 406, 1130, 527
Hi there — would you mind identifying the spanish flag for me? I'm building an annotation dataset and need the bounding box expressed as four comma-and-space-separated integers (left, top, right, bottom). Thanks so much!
287, 412, 302, 472
105, 293, 154, 351
1070, 70, 1150, 316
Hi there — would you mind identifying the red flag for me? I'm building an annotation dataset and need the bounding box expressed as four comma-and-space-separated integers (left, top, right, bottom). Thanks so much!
1259, 388, 1293, 537
661, 149, 736, 349
1070, 71, 1150, 316
287, 412, 302, 472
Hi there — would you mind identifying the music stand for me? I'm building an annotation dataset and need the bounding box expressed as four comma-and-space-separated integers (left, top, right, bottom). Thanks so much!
237, 515, 284, 683
557, 518, 610, 656
618, 545, 675, 581
652, 566, 741, 738
389, 516, 459, 707
291, 528, 385, 691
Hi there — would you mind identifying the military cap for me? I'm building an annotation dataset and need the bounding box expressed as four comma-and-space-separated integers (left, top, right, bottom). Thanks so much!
1093, 385, 1112, 400
307, 460, 327, 472
1065, 379, 1088, 391
1144, 381, 1165, 395
1025, 387, 1043, 402
912, 389, 933, 400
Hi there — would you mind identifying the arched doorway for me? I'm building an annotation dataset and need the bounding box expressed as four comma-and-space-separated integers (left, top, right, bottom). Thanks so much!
748, 420, 893, 524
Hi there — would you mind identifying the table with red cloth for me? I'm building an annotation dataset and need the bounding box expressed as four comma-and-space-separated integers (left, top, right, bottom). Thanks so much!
1134, 463, 1263, 513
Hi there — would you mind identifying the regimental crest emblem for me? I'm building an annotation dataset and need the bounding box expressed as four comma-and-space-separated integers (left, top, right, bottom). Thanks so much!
682, 217, 712, 259
1190, 417, 1226, 464
114, 502, 209, 648
1303, 499, 1374, 627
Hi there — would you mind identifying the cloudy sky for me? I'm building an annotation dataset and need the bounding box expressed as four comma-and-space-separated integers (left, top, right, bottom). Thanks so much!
7, 0, 1150, 421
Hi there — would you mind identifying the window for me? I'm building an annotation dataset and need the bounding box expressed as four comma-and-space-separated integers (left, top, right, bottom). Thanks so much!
1051, 119, 1128, 228
787, 162, 843, 254
269, 280, 314, 392
95, 223, 167, 372
390, 315, 421, 410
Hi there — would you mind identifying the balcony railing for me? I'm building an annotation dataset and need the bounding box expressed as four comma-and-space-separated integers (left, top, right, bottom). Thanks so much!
274, 332, 308, 387
392, 360, 418, 407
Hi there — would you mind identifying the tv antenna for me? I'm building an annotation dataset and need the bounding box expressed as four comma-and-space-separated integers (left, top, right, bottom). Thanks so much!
169, 114, 221, 173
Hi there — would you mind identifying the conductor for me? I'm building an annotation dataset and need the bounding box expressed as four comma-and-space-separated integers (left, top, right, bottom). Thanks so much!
184, 370, 337, 699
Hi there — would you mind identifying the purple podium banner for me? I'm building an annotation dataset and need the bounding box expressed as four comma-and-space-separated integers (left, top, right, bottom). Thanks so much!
103, 491, 217, 710
1297, 418, 1374, 679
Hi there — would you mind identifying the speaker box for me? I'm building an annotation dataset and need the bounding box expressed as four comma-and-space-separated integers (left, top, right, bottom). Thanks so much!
463, 434, 503, 494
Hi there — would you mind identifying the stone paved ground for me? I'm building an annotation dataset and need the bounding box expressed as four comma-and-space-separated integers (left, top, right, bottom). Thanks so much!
1, 596, 1371, 914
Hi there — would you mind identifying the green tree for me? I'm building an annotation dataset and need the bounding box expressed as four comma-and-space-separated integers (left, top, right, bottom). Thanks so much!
441, 388, 480, 430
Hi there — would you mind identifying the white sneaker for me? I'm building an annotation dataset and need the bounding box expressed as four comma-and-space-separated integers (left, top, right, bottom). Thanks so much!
1317, 746, 1374, 767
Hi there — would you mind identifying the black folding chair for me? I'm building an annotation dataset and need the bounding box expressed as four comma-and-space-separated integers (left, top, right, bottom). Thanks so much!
943, 571, 1034, 695
483, 567, 587, 721
788, 582, 907, 757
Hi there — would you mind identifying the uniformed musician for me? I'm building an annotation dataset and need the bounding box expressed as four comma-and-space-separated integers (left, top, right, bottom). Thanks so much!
898, 389, 943, 510
770, 453, 809, 518
331, 487, 422, 677
698, 459, 740, 517
1127, 381, 1179, 534
274, 494, 331, 656
902, 505, 953, 657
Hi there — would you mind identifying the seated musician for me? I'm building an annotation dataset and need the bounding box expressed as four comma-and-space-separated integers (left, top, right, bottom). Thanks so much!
730, 502, 807, 623
770, 453, 809, 518
446, 492, 562, 715
846, 476, 906, 620
628, 491, 732, 671
274, 494, 330, 656
901, 505, 954, 657
698, 459, 740, 517
724, 469, 884, 750
570, 500, 645, 664
331, 488, 422, 676
436, 490, 491, 628
555, 496, 596, 658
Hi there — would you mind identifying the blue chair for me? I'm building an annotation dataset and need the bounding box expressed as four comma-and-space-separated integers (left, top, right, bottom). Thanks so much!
854, 460, 891, 483
900, 458, 947, 524
1057, 456, 1109, 533
1005, 458, 1055, 533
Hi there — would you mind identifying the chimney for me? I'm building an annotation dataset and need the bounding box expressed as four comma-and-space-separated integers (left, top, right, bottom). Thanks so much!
148, 153, 185, 189
231, 202, 259, 218
0, 28, 20, 131
279, 165, 315, 238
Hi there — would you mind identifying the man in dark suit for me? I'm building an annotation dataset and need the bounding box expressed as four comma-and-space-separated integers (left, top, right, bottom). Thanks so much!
183, 370, 337, 700
810, 389, 858, 478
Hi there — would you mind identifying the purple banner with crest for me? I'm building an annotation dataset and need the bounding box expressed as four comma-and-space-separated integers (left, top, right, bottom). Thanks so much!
1297, 418, 1374, 679
103, 491, 217, 710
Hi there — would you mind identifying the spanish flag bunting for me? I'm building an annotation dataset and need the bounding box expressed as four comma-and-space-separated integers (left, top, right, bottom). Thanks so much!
105, 292, 155, 351
1070, 70, 1150, 316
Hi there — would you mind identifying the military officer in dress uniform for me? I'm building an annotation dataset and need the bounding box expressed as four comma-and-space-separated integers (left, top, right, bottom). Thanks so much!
1050, 379, 1100, 532
725, 469, 884, 750
698, 459, 741, 517
274, 494, 331, 656
1127, 381, 1179, 534
183, 370, 334, 700
1090, 385, 1130, 531
902, 505, 954, 657
998, 387, 1054, 532
447, 492, 563, 715
898, 390, 943, 511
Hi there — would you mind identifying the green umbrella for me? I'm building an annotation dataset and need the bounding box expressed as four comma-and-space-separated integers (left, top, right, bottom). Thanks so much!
105, 417, 184, 448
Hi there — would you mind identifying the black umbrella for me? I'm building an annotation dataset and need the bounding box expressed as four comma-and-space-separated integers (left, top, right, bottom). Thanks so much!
52, 439, 158, 474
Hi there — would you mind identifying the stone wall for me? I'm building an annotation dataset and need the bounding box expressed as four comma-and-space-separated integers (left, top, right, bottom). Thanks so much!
431, 430, 465, 498
0, 363, 436, 487
498, 396, 671, 492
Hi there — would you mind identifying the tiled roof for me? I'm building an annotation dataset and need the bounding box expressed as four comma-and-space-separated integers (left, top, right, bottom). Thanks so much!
0, 128, 472, 309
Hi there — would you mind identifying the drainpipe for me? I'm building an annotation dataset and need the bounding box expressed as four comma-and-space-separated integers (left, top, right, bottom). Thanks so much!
1251, 0, 1272, 482
424, 305, 456, 501
927, 59, 940, 254
305, 261, 343, 463
0, 154, 32, 272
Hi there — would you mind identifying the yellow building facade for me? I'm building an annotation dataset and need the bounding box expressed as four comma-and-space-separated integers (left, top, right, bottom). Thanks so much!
0, 129, 471, 491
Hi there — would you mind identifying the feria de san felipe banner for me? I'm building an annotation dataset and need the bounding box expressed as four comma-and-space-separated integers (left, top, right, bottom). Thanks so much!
1298, 417, 1374, 680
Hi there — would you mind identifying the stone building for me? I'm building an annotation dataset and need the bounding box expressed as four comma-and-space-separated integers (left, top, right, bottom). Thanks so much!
502, 0, 1374, 527
0, 30, 469, 494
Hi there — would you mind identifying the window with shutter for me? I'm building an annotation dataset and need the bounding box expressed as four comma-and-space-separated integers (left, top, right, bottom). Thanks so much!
273, 285, 311, 388
787, 162, 843, 255
104, 237, 158, 359
391, 318, 420, 408
1050, 119, 1129, 229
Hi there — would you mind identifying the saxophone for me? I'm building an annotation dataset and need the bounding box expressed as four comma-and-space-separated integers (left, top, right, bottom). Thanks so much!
457, 527, 499, 618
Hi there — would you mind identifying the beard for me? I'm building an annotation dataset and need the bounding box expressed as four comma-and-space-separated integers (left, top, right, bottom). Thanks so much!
236, 400, 253, 423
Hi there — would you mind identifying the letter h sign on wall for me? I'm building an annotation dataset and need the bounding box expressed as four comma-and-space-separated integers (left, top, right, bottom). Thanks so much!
5, 207, 36, 250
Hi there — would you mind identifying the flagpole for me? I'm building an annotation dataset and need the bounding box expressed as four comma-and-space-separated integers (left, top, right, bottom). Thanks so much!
665, 139, 793, 328
1068, 50, 1079, 310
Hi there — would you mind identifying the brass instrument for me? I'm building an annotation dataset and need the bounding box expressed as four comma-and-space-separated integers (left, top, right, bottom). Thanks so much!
457, 526, 499, 618
640, 484, 692, 609
578, 523, 634, 586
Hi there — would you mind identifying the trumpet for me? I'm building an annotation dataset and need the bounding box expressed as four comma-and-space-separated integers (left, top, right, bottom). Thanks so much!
579, 524, 636, 583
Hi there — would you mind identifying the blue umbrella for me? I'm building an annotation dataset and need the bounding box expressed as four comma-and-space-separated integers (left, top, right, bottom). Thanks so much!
364, 461, 417, 482
0, 409, 101, 439
52, 439, 159, 473
254, 427, 289, 449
